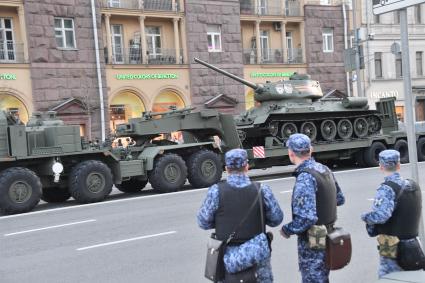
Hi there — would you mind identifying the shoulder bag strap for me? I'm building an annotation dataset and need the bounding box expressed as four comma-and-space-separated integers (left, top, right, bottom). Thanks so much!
257, 182, 265, 233
226, 182, 262, 244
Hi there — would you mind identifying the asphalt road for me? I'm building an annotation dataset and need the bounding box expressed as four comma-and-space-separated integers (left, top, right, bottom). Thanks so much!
1, 163, 425, 283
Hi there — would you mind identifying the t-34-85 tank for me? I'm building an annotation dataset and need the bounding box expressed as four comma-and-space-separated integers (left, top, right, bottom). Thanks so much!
195, 58, 382, 147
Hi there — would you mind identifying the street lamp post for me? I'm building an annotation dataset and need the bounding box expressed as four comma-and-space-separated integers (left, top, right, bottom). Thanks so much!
352, 0, 363, 97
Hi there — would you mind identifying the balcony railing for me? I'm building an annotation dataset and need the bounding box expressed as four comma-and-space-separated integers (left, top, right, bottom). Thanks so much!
108, 46, 183, 64
100, 0, 180, 12
243, 48, 303, 64
240, 0, 301, 16
0, 42, 25, 63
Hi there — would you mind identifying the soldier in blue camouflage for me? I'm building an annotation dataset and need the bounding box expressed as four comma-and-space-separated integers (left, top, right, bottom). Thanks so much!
361, 149, 418, 278
280, 134, 345, 283
198, 148, 284, 282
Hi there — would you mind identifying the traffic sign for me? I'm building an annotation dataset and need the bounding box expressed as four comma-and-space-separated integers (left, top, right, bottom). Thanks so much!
373, 0, 425, 15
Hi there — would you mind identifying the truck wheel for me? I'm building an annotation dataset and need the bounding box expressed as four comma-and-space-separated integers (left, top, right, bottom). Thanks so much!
417, 137, 425, 162
363, 142, 387, 167
354, 149, 366, 167
394, 139, 409, 163
187, 150, 223, 188
69, 160, 113, 203
116, 179, 148, 193
149, 153, 187, 193
41, 187, 71, 203
0, 167, 41, 214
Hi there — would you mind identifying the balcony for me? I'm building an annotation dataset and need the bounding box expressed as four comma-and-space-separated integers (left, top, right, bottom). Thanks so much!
0, 42, 26, 64
240, 0, 301, 16
243, 48, 304, 64
100, 0, 180, 12
107, 47, 183, 65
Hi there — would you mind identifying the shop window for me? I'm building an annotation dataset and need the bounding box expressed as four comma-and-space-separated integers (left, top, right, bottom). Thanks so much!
322, 28, 334, 53
207, 25, 222, 52
79, 124, 86, 137
395, 106, 404, 122
0, 94, 29, 123
54, 18, 76, 49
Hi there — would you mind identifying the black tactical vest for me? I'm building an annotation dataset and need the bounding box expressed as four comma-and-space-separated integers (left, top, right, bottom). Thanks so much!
296, 168, 337, 226
215, 181, 264, 243
375, 180, 422, 240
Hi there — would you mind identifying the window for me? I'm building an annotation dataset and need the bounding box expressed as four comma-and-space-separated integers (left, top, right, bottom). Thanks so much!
396, 106, 404, 122
54, 18, 76, 49
374, 14, 380, 24
417, 51, 423, 76
258, 0, 268, 14
0, 18, 16, 62
415, 5, 422, 24
111, 24, 123, 63
395, 53, 402, 78
207, 25, 222, 52
108, 0, 121, 8
374, 52, 383, 78
260, 30, 269, 62
320, 0, 331, 5
394, 11, 400, 24
286, 31, 294, 61
146, 26, 162, 58
322, 28, 334, 53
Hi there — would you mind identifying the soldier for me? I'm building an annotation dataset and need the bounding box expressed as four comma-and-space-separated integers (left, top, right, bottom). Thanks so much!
197, 148, 283, 282
280, 134, 345, 283
361, 149, 422, 278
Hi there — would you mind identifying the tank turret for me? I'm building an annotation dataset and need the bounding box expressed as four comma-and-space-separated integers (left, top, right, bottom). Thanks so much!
194, 58, 382, 147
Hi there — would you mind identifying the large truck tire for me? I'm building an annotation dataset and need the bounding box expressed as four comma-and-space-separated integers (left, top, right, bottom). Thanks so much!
187, 150, 223, 188
418, 137, 425, 162
149, 153, 187, 193
116, 179, 148, 193
0, 167, 41, 214
354, 149, 366, 167
393, 139, 409, 164
41, 187, 71, 203
69, 160, 113, 203
363, 141, 387, 167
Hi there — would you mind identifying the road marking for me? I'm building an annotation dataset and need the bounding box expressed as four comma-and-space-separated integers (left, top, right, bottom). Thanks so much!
1, 162, 423, 220
280, 190, 292, 194
367, 198, 374, 201
76, 231, 177, 251
4, 219, 96, 237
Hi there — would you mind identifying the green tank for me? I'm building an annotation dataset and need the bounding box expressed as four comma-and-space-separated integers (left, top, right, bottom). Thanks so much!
195, 58, 382, 147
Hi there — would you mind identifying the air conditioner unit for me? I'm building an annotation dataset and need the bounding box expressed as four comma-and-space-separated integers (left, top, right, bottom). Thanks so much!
273, 22, 282, 31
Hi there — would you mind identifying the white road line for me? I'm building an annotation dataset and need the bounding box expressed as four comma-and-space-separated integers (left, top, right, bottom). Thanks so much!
76, 231, 177, 251
367, 198, 374, 201
1, 163, 423, 220
280, 190, 292, 194
4, 219, 96, 237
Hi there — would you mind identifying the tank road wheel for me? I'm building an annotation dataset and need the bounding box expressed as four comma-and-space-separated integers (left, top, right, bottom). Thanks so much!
354, 118, 369, 138
368, 115, 381, 134
149, 153, 188, 193
300, 122, 317, 142
187, 150, 223, 189
417, 137, 425, 162
116, 179, 149, 193
393, 139, 409, 164
337, 119, 353, 141
0, 167, 41, 214
320, 120, 337, 141
280, 123, 297, 140
41, 187, 71, 203
268, 121, 279, 137
363, 141, 387, 167
69, 160, 113, 203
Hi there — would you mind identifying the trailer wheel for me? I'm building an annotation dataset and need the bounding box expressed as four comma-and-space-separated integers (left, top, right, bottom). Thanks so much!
116, 179, 148, 193
149, 153, 187, 193
0, 167, 41, 214
363, 142, 387, 167
69, 160, 113, 203
187, 150, 223, 189
417, 137, 425, 162
394, 139, 409, 164
41, 187, 71, 203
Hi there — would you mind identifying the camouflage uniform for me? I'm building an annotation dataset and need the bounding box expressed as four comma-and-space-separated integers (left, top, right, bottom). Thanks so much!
198, 149, 284, 282
281, 134, 345, 283
361, 149, 411, 278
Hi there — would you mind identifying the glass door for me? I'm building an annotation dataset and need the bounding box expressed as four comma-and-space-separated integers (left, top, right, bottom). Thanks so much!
260, 30, 269, 62
286, 31, 293, 62
111, 24, 124, 63
0, 18, 15, 62
146, 27, 162, 61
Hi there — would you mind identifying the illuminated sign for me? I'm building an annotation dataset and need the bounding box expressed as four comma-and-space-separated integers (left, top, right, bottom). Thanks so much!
250, 72, 295, 78
369, 90, 399, 99
0, 73, 17, 80
116, 73, 178, 80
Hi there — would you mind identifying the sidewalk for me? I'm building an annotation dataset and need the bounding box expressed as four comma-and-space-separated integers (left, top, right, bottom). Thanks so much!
376, 271, 425, 282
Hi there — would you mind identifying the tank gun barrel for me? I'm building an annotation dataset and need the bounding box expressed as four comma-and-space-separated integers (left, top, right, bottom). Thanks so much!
194, 58, 259, 90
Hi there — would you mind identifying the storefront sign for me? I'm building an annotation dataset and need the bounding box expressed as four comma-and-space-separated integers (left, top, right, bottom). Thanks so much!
369, 90, 399, 100
250, 72, 295, 78
115, 73, 178, 80
0, 73, 17, 80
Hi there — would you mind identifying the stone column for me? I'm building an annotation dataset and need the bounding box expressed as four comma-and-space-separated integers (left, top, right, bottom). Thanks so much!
17, 5, 29, 62
139, 15, 147, 64
104, 14, 113, 64
300, 21, 306, 63
255, 20, 261, 64
281, 21, 287, 63
173, 18, 180, 64
179, 18, 188, 64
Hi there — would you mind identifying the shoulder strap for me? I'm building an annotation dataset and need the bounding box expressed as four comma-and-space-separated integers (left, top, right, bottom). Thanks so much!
226, 182, 262, 244
257, 182, 265, 233
383, 181, 403, 204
